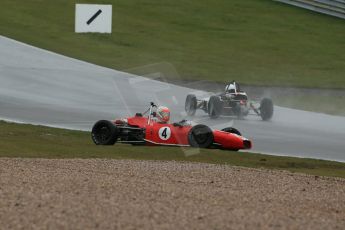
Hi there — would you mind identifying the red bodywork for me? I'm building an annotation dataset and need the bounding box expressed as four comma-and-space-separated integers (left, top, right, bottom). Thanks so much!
116, 115, 252, 150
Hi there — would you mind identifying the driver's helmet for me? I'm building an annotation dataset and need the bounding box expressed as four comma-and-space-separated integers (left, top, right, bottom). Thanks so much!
226, 82, 236, 93
157, 106, 170, 123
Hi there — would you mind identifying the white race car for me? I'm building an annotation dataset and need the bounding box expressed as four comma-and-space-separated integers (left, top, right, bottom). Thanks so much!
185, 81, 273, 121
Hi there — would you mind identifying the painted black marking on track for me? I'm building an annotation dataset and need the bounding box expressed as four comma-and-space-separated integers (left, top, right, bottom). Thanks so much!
87, 10, 102, 25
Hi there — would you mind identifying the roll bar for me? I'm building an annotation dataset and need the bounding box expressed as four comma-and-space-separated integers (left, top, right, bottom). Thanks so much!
146, 102, 157, 125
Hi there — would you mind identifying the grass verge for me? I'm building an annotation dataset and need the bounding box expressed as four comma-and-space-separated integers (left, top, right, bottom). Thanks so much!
1, 121, 344, 178
273, 95, 345, 116
0, 0, 344, 88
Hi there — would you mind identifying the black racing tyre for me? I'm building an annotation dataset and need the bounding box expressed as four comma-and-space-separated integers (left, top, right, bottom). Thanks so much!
185, 94, 197, 116
91, 120, 118, 145
188, 124, 214, 148
259, 98, 274, 121
221, 127, 242, 136
208, 96, 223, 119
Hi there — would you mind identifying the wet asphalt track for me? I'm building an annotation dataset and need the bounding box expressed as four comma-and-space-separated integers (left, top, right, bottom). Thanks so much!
1, 36, 344, 162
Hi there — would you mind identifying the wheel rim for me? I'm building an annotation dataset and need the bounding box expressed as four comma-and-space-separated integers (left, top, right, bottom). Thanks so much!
186, 100, 191, 112
209, 103, 215, 117
185, 97, 195, 115
98, 126, 110, 142
193, 128, 209, 144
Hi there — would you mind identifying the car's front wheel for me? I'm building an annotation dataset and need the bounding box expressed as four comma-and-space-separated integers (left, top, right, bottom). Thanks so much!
220, 127, 242, 151
221, 127, 242, 136
91, 120, 118, 145
208, 96, 223, 119
259, 98, 274, 121
185, 94, 197, 116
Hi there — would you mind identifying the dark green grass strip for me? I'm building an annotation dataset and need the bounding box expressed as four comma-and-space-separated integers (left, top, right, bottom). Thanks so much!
1, 121, 344, 178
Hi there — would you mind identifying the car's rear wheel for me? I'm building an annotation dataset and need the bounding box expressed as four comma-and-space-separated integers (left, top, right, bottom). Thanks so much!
91, 120, 118, 145
221, 127, 242, 136
259, 98, 274, 121
208, 96, 223, 119
188, 124, 214, 148
185, 94, 197, 116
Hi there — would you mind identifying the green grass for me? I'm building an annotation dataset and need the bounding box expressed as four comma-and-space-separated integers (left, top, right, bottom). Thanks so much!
274, 95, 345, 116
1, 121, 344, 178
0, 0, 344, 88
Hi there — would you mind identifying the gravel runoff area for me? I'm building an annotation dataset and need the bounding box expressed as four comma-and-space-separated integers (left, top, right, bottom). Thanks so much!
0, 159, 344, 230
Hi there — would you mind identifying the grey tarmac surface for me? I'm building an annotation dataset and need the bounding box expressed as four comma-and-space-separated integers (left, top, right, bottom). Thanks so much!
0, 35, 345, 161
0, 158, 344, 230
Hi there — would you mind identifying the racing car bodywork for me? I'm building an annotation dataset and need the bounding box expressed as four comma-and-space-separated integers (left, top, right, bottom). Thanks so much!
91, 103, 251, 151
185, 82, 274, 121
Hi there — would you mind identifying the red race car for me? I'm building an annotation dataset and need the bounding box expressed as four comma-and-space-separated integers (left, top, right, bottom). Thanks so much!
91, 102, 252, 151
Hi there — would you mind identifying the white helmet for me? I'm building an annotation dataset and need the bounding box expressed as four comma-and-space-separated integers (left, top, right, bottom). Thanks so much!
156, 106, 170, 123
226, 83, 236, 93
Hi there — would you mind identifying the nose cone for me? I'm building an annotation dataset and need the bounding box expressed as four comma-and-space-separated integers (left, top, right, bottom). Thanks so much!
243, 140, 252, 149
